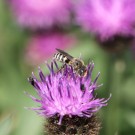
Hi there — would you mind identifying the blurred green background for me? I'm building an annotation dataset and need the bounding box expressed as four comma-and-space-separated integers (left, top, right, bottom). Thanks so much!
0, 1, 135, 135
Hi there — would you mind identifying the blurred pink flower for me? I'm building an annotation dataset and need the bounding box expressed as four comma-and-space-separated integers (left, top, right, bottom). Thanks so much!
10, 0, 72, 29
75, 0, 135, 40
25, 32, 76, 65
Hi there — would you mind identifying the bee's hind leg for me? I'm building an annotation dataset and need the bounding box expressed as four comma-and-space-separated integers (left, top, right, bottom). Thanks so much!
56, 64, 66, 74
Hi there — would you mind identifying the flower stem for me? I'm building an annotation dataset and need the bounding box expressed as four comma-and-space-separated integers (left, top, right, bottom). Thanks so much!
105, 54, 125, 135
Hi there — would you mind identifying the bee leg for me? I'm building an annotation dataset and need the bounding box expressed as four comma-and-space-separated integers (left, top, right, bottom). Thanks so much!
57, 64, 66, 74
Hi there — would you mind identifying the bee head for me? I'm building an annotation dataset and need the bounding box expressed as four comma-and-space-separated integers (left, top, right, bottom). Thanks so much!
73, 59, 83, 68
77, 66, 87, 77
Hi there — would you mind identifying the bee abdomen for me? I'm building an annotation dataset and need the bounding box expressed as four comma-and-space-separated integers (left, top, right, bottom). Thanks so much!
54, 53, 70, 63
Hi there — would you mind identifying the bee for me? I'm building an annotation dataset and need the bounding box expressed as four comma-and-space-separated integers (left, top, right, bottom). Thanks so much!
53, 48, 87, 77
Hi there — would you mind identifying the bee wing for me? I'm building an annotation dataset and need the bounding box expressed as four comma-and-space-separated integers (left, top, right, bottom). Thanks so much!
56, 48, 73, 60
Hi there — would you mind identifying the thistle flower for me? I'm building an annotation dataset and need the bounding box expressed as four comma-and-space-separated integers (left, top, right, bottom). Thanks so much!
26, 61, 110, 134
25, 32, 76, 65
9, 0, 72, 29
75, 0, 135, 52
75, 0, 135, 39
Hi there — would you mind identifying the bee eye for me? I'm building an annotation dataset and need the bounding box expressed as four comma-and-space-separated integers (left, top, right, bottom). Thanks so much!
75, 62, 79, 65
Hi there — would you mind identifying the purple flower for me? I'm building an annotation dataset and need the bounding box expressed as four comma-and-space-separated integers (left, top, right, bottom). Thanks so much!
75, 0, 135, 40
26, 61, 110, 125
25, 32, 76, 65
9, 0, 72, 29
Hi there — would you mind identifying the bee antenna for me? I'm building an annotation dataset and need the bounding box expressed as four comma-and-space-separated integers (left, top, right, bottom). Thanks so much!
78, 53, 82, 60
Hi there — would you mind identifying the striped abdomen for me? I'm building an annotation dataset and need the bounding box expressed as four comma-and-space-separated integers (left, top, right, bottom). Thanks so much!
54, 53, 70, 64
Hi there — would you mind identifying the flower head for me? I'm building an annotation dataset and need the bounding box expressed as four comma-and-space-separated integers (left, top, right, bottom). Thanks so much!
25, 32, 76, 65
75, 0, 135, 40
26, 61, 110, 125
10, 0, 72, 29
